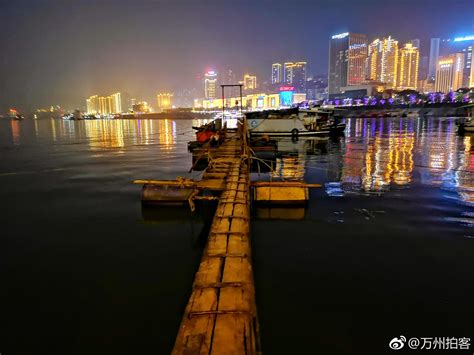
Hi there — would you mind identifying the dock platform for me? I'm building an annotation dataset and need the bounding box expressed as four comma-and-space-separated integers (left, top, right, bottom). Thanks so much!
172, 127, 261, 354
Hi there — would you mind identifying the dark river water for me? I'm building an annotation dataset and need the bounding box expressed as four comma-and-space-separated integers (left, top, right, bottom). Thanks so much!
0, 117, 473, 354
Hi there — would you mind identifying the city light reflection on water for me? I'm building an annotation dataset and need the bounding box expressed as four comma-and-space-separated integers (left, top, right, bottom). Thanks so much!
4, 116, 473, 204
337, 117, 472, 203
0, 116, 473, 354
83, 119, 177, 150
263, 117, 472, 204
25, 118, 179, 151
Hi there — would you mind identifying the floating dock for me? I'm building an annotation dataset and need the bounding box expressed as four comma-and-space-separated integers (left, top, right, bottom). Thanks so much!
172, 126, 261, 354
133, 118, 320, 354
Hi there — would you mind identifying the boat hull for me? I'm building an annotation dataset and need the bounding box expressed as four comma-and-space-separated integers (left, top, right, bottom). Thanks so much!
249, 118, 344, 136
459, 125, 474, 132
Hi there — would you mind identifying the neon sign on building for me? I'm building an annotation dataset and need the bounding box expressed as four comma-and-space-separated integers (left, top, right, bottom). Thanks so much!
332, 32, 349, 40
453, 35, 474, 42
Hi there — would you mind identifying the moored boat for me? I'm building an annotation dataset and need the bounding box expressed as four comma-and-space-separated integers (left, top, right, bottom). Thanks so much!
457, 117, 474, 133
246, 107, 346, 137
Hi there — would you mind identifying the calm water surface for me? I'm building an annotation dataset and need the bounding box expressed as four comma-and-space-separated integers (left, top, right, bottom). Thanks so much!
0, 117, 473, 354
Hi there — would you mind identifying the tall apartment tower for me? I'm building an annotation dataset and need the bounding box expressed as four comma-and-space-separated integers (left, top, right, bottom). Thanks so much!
283, 62, 307, 92
204, 71, 218, 99
366, 36, 399, 88
272, 63, 282, 84
398, 43, 420, 89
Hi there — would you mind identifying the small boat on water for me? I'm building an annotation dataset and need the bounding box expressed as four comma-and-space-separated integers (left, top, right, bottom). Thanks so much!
457, 117, 474, 133
188, 118, 226, 151
62, 110, 84, 120
246, 107, 346, 137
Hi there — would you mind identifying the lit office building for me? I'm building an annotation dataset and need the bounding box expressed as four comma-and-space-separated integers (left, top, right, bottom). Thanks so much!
431, 36, 474, 87
435, 53, 465, 93
156, 93, 173, 111
329, 32, 368, 95
243, 74, 257, 90
204, 70, 217, 99
366, 37, 399, 88
283, 62, 307, 92
442, 35, 474, 87
398, 43, 419, 90
272, 63, 282, 84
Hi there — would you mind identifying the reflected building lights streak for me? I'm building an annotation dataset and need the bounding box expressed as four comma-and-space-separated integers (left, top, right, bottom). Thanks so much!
50, 118, 57, 142
10, 120, 20, 146
34, 119, 39, 139
82, 119, 177, 151
346, 117, 416, 192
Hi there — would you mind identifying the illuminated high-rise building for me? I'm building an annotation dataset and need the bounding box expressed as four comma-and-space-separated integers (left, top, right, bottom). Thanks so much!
292, 62, 307, 93
428, 38, 440, 82
98, 96, 108, 114
121, 92, 132, 113
366, 40, 380, 82
243, 74, 257, 90
272, 63, 282, 84
156, 93, 173, 111
109, 92, 122, 114
471, 59, 474, 87
328, 32, 368, 95
204, 70, 217, 99
283, 62, 307, 92
87, 93, 121, 115
435, 53, 465, 93
419, 56, 429, 81
367, 37, 398, 88
398, 43, 419, 90
283, 62, 294, 84
442, 35, 474, 87
86, 95, 99, 114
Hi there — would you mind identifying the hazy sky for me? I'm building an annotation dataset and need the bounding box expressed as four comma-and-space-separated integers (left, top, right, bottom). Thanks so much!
1, 0, 473, 112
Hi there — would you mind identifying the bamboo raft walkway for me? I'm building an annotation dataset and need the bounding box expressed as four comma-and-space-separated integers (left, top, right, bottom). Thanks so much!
172, 126, 261, 354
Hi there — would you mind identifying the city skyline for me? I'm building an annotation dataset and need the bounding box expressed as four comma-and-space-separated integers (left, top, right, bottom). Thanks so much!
1, 0, 473, 112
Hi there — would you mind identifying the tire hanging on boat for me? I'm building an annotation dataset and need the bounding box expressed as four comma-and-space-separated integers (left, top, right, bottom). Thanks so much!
291, 128, 299, 139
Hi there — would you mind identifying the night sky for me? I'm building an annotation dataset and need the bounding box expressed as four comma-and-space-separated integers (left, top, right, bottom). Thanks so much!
1, 0, 473, 112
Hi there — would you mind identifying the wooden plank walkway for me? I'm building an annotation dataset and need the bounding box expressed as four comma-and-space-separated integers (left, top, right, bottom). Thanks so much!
172, 129, 261, 354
